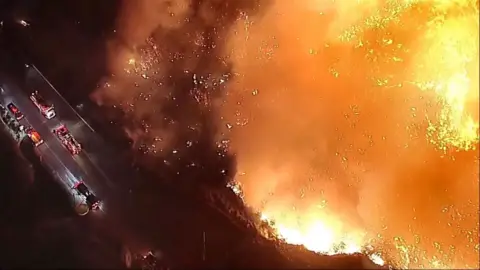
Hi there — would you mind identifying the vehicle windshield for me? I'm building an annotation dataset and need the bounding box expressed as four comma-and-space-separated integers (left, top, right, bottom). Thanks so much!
8, 104, 17, 111
75, 182, 87, 190
58, 128, 68, 136
87, 194, 99, 203
45, 108, 55, 117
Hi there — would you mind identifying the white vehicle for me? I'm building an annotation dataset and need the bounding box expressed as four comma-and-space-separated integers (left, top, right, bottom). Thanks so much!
30, 91, 56, 119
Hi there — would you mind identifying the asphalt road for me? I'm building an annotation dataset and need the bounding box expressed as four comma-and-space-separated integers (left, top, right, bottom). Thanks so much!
0, 76, 112, 211
0, 68, 152, 255
25, 65, 135, 188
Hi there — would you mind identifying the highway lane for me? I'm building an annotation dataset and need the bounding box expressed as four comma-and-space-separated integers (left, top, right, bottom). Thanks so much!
0, 77, 111, 209
25, 65, 133, 188
1, 70, 154, 252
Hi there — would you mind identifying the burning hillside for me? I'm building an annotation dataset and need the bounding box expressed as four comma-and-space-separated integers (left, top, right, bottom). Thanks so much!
93, 0, 479, 269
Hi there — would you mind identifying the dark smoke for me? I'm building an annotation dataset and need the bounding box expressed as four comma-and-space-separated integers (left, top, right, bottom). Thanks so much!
94, 0, 267, 188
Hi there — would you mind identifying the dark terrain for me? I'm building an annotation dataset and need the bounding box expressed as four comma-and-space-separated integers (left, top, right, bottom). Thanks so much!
0, 126, 125, 268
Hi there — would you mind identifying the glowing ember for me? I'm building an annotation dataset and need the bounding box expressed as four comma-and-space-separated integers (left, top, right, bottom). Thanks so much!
336, 0, 479, 151
222, 0, 479, 269
266, 212, 362, 254
98, 0, 479, 269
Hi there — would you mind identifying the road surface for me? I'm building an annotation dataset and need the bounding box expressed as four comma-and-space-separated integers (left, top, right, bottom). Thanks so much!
0, 68, 150, 255
25, 65, 135, 188
0, 75, 112, 211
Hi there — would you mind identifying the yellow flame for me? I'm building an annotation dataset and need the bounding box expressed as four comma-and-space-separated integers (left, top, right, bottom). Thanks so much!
232, 180, 386, 265
338, 0, 479, 151
228, 0, 479, 269
263, 212, 365, 255
413, 8, 479, 151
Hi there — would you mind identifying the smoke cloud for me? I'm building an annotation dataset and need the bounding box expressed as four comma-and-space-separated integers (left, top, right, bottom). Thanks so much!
93, 0, 264, 176
217, 0, 479, 267
94, 0, 479, 268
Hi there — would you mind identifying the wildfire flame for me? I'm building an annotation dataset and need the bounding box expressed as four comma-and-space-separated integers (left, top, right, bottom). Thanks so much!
335, 0, 479, 151
223, 0, 479, 269
99, 0, 479, 269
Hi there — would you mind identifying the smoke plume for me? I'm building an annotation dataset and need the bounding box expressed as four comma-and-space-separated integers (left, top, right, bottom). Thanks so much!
218, 0, 479, 268
94, 0, 479, 268
92, 0, 264, 184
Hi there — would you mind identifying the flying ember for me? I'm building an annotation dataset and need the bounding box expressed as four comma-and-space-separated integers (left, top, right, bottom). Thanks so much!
221, 0, 479, 269
99, 0, 479, 269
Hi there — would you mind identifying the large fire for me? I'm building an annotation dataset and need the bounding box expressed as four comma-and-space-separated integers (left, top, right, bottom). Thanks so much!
97, 0, 479, 269
221, 0, 479, 269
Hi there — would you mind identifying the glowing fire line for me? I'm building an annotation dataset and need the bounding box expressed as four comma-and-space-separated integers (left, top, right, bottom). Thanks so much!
228, 0, 479, 269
